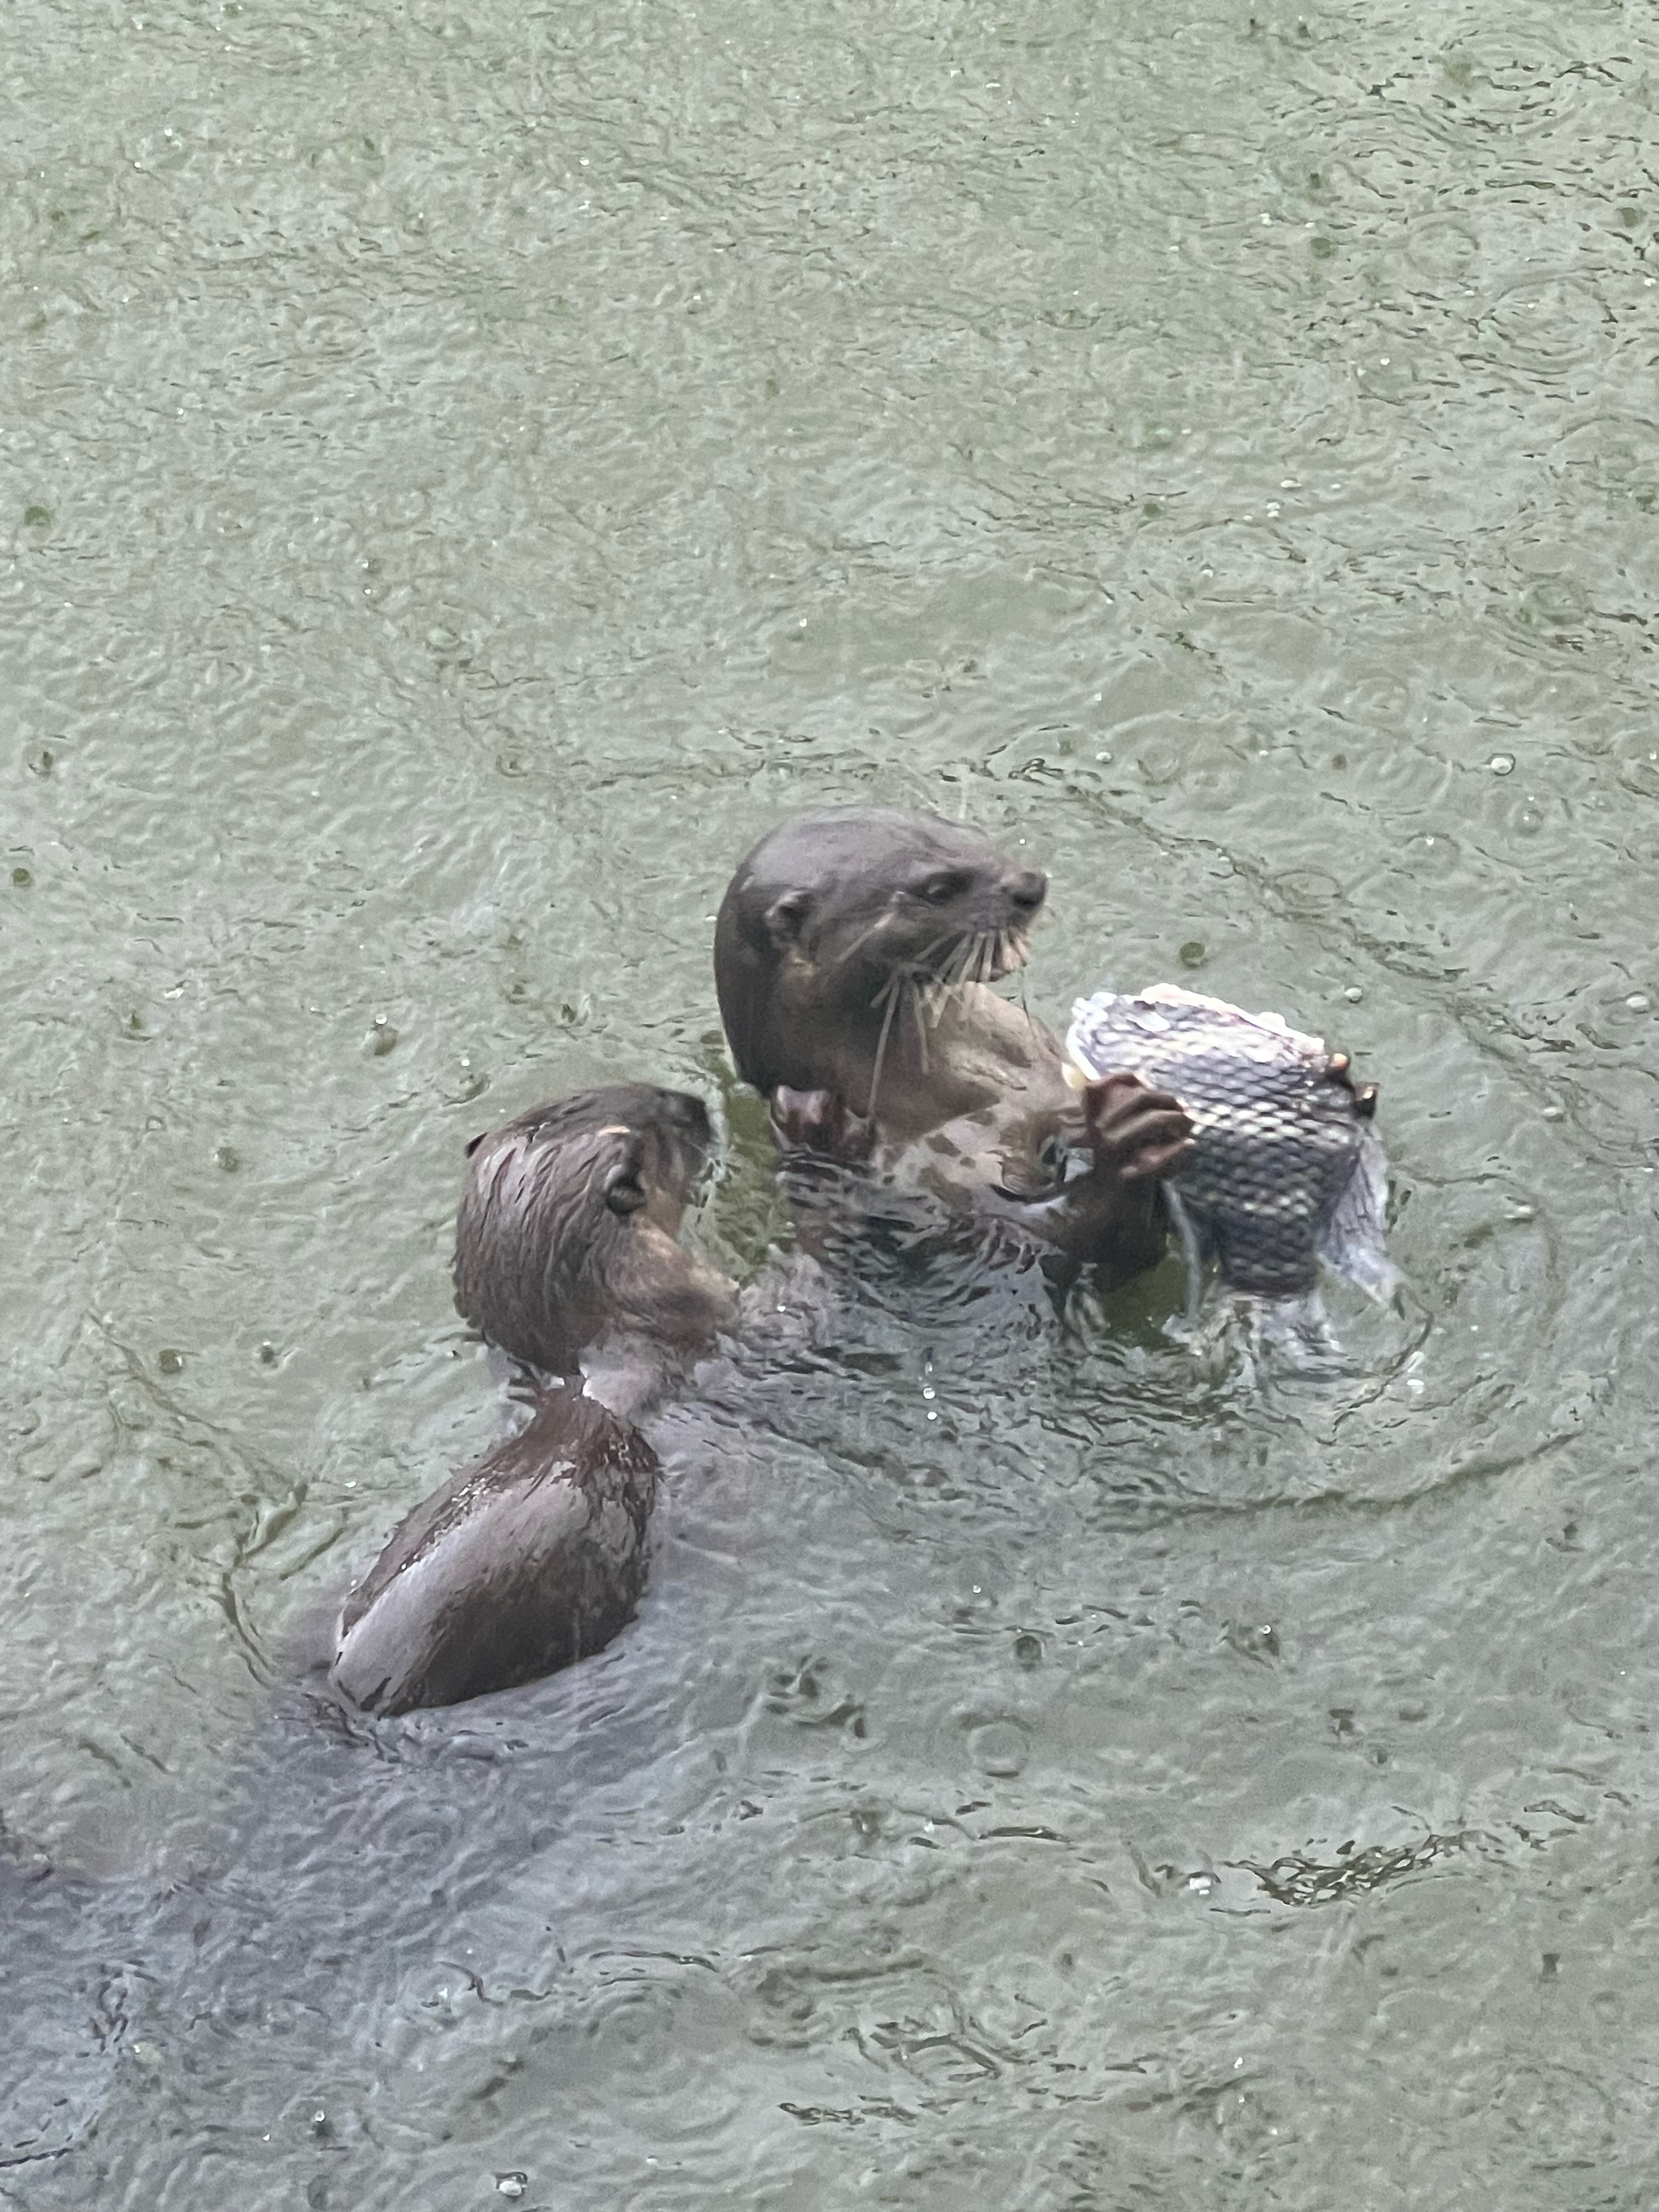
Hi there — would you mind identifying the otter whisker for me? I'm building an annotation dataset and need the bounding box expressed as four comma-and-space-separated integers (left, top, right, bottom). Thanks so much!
866, 967, 906, 1121
833, 910, 898, 974
939, 930, 976, 999
909, 973, 932, 1072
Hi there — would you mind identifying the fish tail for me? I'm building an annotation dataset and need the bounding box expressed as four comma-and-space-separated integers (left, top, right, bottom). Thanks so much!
1163, 1186, 1206, 1327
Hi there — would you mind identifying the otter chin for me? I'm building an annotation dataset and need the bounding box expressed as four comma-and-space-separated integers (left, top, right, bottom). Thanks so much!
330, 1085, 737, 1719
714, 806, 1194, 1277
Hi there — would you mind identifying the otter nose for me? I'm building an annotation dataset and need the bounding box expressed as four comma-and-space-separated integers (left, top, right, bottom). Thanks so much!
1004, 867, 1047, 913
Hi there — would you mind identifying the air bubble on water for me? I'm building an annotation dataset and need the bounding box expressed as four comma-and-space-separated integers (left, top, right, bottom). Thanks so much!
495, 2179, 527, 2202
1344, 985, 1363, 1002
1187, 1871, 1216, 1895
1489, 753, 1515, 775
1626, 994, 1650, 1012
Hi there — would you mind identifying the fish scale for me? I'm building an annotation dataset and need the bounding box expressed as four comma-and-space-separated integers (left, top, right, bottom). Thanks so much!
1064, 984, 1396, 1304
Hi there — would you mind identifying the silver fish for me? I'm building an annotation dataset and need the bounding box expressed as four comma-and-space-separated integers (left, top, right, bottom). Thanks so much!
1064, 984, 1397, 1309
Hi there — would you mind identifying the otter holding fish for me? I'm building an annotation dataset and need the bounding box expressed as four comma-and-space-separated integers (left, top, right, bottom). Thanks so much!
331, 1086, 737, 1718
714, 806, 1194, 1279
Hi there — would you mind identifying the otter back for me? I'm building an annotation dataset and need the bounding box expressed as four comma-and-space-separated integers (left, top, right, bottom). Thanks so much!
331, 1389, 659, 1717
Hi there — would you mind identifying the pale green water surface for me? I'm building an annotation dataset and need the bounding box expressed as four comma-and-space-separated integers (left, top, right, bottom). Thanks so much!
4, 0, 1659, 2204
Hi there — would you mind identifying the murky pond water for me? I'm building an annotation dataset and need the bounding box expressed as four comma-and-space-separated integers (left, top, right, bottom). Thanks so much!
5, 0, 1659, 2202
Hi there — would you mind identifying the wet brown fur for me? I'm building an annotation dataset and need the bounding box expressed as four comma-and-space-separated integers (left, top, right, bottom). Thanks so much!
331, 1086, 736, 1718
454, 1084, 736, 1378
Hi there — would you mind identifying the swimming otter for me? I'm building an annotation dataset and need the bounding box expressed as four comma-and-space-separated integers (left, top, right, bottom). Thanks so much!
713, 807, 1192, 1277
331, 1085, 736, 1718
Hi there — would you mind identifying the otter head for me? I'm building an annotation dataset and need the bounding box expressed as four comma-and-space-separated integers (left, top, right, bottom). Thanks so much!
454, 1084, 736, 1377
713, 806, 1047, 1093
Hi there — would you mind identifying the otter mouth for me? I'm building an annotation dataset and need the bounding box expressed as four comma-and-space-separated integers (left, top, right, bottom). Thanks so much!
920, 921, 1032, 990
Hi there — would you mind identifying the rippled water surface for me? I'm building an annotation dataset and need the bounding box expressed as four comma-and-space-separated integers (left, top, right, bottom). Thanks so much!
5, 0, 1659, 2202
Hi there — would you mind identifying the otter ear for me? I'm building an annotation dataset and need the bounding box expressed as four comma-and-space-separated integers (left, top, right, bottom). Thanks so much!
764, 889, 809, 946
602, 1135, 649, 1217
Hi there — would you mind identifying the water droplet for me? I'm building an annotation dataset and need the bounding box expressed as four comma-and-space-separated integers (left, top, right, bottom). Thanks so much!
157, 1348, 184, 1375
1178, 940, 1206, 968
215, 1144, 240, 1172
257, 1341, 279, 1367
969, 1719, 1030, 1777
11, 866, 32, 888
1228, 1621, 1280, 1661
1489, 752, 1515, 775
1013, 1632, 1043, 1667
366, 1020, 398, 1057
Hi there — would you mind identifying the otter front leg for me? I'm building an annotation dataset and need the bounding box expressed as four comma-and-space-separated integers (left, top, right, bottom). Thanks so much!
1073, 1073, 1193, 1276
769, 1085, 877, 1165
992, 1073, 1192, 1278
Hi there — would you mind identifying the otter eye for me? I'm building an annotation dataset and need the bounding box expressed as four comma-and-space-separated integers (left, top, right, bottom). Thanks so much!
917, 870, 969, 904
602, 1165, 648, 1216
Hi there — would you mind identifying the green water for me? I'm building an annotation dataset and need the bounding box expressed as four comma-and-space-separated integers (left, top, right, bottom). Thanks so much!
5, 0, 1659, 2203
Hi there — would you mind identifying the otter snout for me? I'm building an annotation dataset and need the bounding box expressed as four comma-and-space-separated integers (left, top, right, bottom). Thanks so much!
1002, 866, 1047, 917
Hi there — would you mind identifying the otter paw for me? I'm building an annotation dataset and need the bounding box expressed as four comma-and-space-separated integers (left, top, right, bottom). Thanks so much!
769, 1086, 877, 1163
1080, 1072, 1194, 1183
